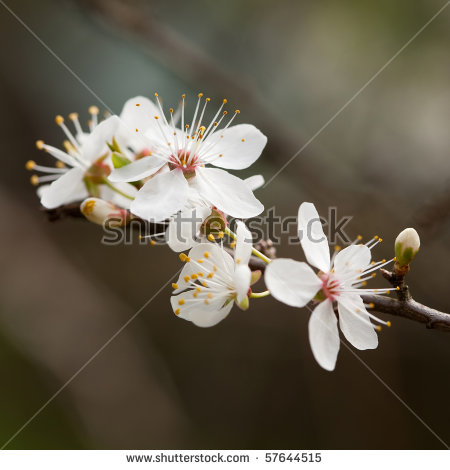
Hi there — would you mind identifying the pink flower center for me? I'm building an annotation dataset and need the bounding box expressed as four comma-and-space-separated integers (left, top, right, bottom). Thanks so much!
169, 150, 199, 179
320, 273, 340, 301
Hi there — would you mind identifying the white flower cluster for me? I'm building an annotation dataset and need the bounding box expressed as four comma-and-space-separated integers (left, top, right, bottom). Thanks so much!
28, 93, 397, 371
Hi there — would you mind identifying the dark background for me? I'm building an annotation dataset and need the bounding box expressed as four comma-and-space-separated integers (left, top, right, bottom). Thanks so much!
0, 0, 449, 449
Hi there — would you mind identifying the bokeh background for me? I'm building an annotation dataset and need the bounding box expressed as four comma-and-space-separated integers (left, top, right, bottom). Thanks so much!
0, 0, 449, 449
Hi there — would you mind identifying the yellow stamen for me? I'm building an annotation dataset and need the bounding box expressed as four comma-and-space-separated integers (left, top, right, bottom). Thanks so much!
191, 274, 198, 280
376, 325, 382, 332
171, 283, 178, 290
89, 105, 99, 115
150, 240, 156, 246
36, 140, 45, 150
175, 308, 180, 315
386, 321, 391, 327
55, 161, 65, 168
208, 234, 215, 242
30, 175, 39, 186
178, 298, 185, 306
369, 303, 375, 309
204, 299, 210, 305
55, 115, 64, 125
218, 231, 224, 239
207, 293, 213, 299
230, 241, 236, 249
25, 160, 35, 170
207, 272, 214, 279
204, 252, 210, 258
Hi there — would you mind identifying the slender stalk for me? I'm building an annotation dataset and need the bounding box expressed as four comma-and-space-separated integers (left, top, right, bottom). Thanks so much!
250, 290, 270, 299
102, 178, 135, 200
224, 227, 271, 264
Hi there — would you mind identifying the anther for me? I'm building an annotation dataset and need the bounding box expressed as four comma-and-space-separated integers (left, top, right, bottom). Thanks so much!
230, 241, 236, 249
207, 293, 213, 299
204, 252, 210, 258
204, 299, 210, 305
36, 140, 45, 150
218, 231, 224, 239
55, 115, 64, 125
223, 99, 227, 104
56, 161, 65, 168
208, 234, 215, 242
179, 253, 188, 262
154, 92, 159, 97
172, 283, 179, 289
30, 175, 39, 186
191, 274, 198, 280
357, 235, 362, 240
181, 93, 186, 98
150, 240, 156, 246
241, 139, 245, 142
184, 275, 190, 283
69, 112, 78, 121
376, 325, 382, 332
235, 109, 240, 114
198, 93, 203, 98
175, 309, 180, 315
386, 321, 391, 327
369, 303, 375, 309
135, 103, 140, 107
178, 298, 185, 306
89, 106, 99, 115
25, 160, 35, 170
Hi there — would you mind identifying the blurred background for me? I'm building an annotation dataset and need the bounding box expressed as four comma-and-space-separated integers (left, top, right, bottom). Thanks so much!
0, 0, 449, 450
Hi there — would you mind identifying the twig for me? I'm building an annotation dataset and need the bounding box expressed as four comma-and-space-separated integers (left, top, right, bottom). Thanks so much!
42, 203, 450, 331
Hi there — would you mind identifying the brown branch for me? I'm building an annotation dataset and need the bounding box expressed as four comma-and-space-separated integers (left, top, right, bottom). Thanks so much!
42, 202, 450, 331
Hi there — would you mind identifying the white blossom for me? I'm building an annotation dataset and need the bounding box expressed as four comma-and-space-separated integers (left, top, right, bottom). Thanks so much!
170, 221, 253, 327
109, 93, 266, 222
265, 202, 396, 371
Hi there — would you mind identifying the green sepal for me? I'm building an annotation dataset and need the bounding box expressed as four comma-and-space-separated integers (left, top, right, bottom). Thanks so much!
112, 152, 132, 169
395, 242, 417, 266
107, 137, 122, 153
250, 270, 261, 285
235, 295, 249, 311
83, 176, 100, 198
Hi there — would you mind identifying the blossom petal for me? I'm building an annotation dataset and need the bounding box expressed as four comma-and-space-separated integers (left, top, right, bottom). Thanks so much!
193, 167, 263, 218
119, 96, 161, 133
334, 244, 371, 278
40, 167, 88, 209
82, 115, 121, 162
235, 220, 253, 267
308, 300, 340, 371
264, 259, 321, 307
130, 169, 188, 222
100, 182, 138, 209
233, 265, 251, 303
171, 292, 233, 327
167, 205, 211, 252
173, 243, 234, 294
108, 157, 165, 182
204, 124, 267, 170
244, 174, 264, 191
338, 294, 378, 350
298, 202, 330, 273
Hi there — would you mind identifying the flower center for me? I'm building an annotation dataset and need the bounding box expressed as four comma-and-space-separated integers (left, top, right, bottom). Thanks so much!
320, 273, 340, 301
168, 149, 199, 179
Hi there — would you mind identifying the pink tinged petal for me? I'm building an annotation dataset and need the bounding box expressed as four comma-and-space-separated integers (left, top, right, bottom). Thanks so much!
82, 115, 121, 162
264, 259, 321, 308
298, 202, 330, 273
167, 205, 211, 252
40, 167, 88, 209
233, 265, 251, 303
205, 124, 267, 170
308, 300, 340, 371
193, 167, 263, 218
235, 220, 253, 266
244, 174, 264, 191
130, 169, 188, 222
333, 244, 371, 278
337, 294, 378, 350
108, 157, 165, 182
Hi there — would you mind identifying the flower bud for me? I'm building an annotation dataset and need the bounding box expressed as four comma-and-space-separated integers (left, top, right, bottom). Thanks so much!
395, 228, 420, 267
200, 208, 227, 236
80, 198, 129, 227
